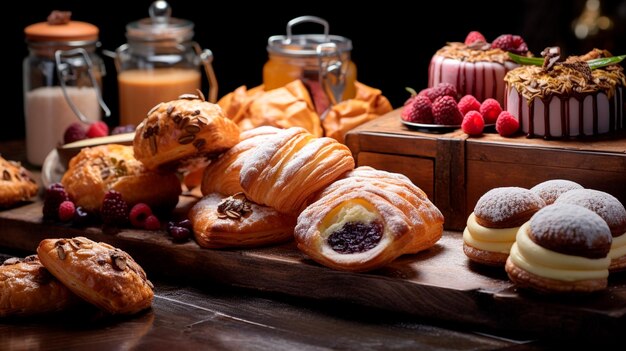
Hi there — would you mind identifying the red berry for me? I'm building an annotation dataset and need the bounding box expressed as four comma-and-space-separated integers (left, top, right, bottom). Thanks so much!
464, 31, 486, 45
432, 96, 463, 125
101, 190, 129, 227
420, 83, 458, 102
63, 123, 87, 144
401, 95, 433, 123
86, 121, 109, 138
496, 111, 520, 137
144, 215, 161, 231
461, 111, 485, 136
458, 95, 482, 116
129, 203, 152, 228
169, 226, 191, 242
58, 201, 76, 222
43, 183, 70, 220
479, 98, 502, 124
491, 34, 528, 55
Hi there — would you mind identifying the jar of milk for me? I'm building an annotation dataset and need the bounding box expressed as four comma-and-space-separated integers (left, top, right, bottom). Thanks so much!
114, 1, 218, 127
23, 11, 109, 166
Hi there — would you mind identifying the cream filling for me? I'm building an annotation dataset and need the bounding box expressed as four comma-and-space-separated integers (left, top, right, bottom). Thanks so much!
609, 233, 626, 260
462, 213, 517, 253
509, 223, 610, 281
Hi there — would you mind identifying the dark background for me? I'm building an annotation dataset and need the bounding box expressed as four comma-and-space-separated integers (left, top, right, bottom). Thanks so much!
5, 0, 626, 141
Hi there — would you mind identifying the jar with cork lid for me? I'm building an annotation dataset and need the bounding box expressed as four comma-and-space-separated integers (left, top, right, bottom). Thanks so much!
23, 10, 109, 166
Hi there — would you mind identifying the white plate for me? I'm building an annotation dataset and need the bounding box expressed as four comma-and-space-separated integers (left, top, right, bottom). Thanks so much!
401, 119, 496, 132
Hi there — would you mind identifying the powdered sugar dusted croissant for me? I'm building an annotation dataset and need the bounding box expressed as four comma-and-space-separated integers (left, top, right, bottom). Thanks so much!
294, 166, 444, 272
239, 127, 355, 215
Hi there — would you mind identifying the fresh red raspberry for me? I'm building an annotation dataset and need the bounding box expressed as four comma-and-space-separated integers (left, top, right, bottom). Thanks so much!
457, 95, 482, 116
101, 190, 129, 227
491, 34, 529, 55
144, 215, 161, 231
129, 203, 153, 228
479, 98, 502, 124
496, 111, 520, 137
43, 183, 70, 220
461, 111, 485, 136
86, 121, 109, 138
401, 95, 433, 124
63, 123, 87, 144
464, 31, 486, 45
58, 201, 76, 222
432, 96, 463, 125
419, 83, 458, 102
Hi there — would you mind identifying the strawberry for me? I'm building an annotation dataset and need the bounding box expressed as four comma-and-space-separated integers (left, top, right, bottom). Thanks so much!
432, 96, 463, 125
461, 111, 485, 136
458, 95, 481, 116
491, 34, 529, 55
479, 98, 502, 124
401, 95, 433, 124
464, 31, 486, 45
86, 121, 109, 138
496, 111, 520, 137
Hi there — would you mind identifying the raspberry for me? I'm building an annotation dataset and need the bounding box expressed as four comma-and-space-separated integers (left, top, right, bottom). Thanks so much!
129, 203, 152, 228
461, 111, 485, 136
86, 121, 109, 138
496, 111, 520, 137
101, 190, 129, 227
432, 96, 463, 125
43, 183, 70, 220
491, 34, 529, 55
457, 95, 482, 116
58, 201, 76, 222
144, 215, 161, 231
111, 124, 136, 135
464, 31, 486, 45
401, 95, 433, 124
63, 123, 87, 144
479, 98, 502, 124
419, 83, 458, 102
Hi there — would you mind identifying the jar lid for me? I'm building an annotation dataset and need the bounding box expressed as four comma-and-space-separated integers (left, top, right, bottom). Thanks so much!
24, 11, 98, 43
267, 16, 352, 57
126, 1, 193, 42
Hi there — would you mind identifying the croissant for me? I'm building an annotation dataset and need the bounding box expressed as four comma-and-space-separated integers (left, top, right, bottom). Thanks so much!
201, 126, 281, 196
239, 127, 355, 215
294, 166, 444, 272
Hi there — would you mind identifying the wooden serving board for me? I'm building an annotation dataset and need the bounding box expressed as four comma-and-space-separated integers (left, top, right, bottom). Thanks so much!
1, 199, 625, 339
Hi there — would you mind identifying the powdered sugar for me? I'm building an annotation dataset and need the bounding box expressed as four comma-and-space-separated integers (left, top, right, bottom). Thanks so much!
474, 187, 545, 224
530, 179, 584, 205
555, 189, 626, 235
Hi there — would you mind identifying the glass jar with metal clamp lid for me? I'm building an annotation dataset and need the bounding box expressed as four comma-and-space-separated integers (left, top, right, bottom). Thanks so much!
263, 15, 357, 115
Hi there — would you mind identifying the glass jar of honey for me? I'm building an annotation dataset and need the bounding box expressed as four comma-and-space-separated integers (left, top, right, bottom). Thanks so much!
264, 16, 356, 115
114, 1, 217, 127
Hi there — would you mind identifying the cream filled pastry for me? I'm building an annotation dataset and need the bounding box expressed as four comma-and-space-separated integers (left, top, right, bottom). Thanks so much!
506, 204, 612, 293
463, 187, 545, 266
530, 179, 583, 205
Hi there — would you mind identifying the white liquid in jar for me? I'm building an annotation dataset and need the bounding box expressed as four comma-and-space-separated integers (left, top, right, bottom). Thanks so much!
25, 86, 100, 166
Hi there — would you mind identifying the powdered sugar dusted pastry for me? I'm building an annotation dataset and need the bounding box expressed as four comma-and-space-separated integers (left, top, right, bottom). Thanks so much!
295, 167, 444, 272
201, 126, 281, 196
555, 189, 626, 271
37, 237, 153, 314
464, 187, 545, 266
0, 255, 79, 317
530, 179, 584, 205
190, 192, 295, 249
0, 156, 38, 207
240, 127, 355, 215
506, 204, 612, 293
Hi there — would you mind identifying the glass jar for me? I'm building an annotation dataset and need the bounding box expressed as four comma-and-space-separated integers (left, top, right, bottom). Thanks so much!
23, 11, 109, 166
263, 16, 357, 115
114, 1, 217, 127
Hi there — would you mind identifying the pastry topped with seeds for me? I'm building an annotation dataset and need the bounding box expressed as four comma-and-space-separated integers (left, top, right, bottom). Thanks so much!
61, 144, 181, 212
133, 91, 240, 171
37, 237, 154, 315
1, 254, 80, 317
0, 155, 38, 207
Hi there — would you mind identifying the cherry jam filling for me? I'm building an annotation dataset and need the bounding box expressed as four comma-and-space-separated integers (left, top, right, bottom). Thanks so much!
327, 221, 383, 254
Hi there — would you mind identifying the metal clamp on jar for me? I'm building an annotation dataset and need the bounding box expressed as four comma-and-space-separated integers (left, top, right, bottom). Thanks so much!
263, 16, 357, 116
23, 11, 110, 166
112, 0, 217, 127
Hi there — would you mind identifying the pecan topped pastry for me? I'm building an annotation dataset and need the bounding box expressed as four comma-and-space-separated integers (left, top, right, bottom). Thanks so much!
0, 155, 38, 207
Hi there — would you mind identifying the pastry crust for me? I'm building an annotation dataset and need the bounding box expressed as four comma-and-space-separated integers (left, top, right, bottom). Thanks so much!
190, 192, 295, 249
133, 93, 240, 171
294, 166, 444, 272
240, 127, 355, 215
610, 254, 626, 271
0, 255, 79, 317
474, 187, 545, 228
505, 258, 607, 293
0, 156, 38, 207
61, 144, 181, 212
201, 126, 281, 196
463, 243, 510, 266
37, 237, 153, 315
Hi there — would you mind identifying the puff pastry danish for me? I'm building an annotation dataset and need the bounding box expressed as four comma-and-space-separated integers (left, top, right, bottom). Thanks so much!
190, 192, 295, 249
37, 237, 153, 315
240, 127, 355, 215
0, 156, 38, 207
295, 166, 444, 272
